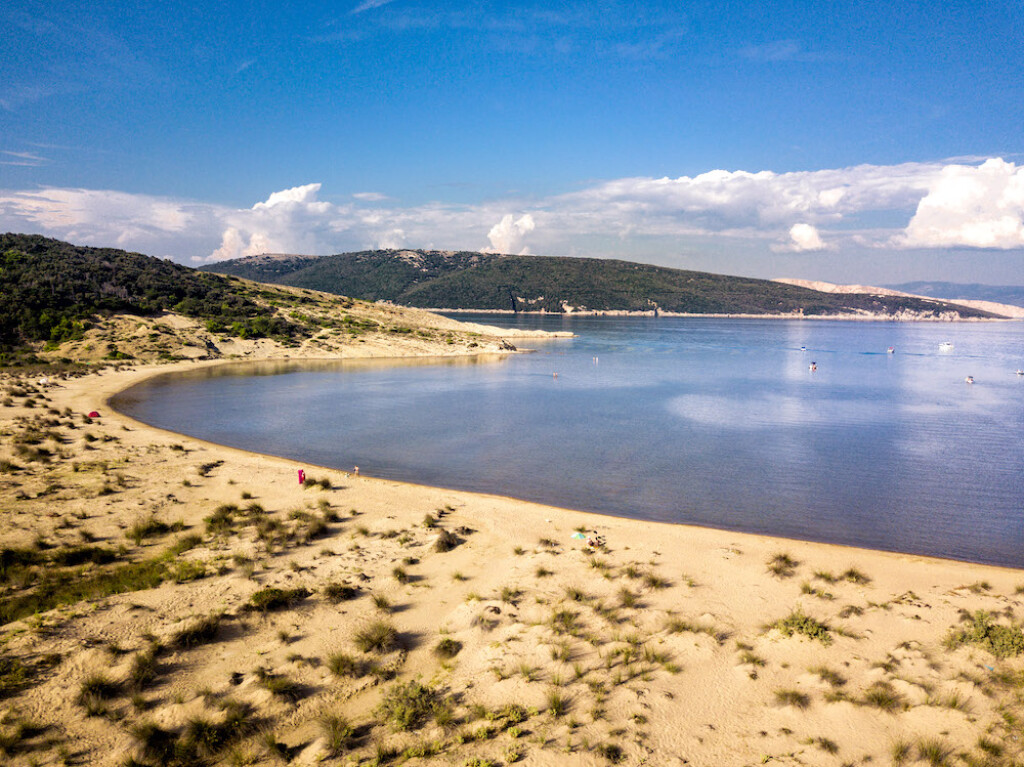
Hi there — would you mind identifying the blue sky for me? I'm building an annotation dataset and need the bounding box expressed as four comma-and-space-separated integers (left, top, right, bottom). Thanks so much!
2, 0, 1023, 284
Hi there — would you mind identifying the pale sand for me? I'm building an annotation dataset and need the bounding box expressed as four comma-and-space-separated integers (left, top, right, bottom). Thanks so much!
2, 343, 1023, 765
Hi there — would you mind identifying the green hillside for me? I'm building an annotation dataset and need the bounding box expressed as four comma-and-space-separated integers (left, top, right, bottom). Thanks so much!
203, 249, 1001, 318
0, 234, 302, 360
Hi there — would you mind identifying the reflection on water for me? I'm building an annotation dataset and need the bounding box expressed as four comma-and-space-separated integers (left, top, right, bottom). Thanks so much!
114, 317, 1024, 567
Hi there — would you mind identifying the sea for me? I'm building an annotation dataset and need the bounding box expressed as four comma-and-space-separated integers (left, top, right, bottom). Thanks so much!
113, 316, 1024, 568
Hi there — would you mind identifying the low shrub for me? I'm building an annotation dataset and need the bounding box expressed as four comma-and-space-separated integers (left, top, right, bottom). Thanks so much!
354, 621, 398, 653
323, 582, 360, 602
247, 587, 310, 612
768, 609, 832, 645
433, 638, 462, 659
376, 680, 447, 731
945, 610, 1024, 658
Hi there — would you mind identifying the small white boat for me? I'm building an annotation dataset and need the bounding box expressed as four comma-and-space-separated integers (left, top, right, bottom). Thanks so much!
938, 342, 954, 352
887, 346, 895, 354
965, 375, 974, 384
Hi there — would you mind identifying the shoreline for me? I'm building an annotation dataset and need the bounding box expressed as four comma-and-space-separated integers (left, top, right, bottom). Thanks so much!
4, 349, 1024, 765
107, 357, 1019, 573
436, 308, 1020, 321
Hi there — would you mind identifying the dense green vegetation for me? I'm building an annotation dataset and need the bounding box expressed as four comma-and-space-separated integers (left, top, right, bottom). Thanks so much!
0, 233, 300, 360
203, 249, 1002, 318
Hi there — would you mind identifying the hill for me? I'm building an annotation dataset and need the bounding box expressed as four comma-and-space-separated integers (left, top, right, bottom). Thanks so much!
0, 234, 529, 365
202, 249, 1004, 319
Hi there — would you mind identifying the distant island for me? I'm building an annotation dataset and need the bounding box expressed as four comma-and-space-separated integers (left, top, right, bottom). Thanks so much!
202, 248, 1007, 320
885, 281, 1024, 310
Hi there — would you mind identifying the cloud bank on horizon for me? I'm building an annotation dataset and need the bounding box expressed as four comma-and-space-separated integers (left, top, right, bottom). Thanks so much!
1, 157, 1022, 280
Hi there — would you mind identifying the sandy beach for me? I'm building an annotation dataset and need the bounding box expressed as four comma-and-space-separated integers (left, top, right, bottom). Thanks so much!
2, 314, 1023, 766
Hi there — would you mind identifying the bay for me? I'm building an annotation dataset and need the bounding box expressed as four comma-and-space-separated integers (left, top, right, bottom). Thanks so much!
113, 317, 1024, 567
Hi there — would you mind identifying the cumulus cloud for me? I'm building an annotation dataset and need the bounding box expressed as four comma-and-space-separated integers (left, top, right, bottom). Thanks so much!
1, 158, 1022, 267
256, 183, 325, 209
543, 162, 938, 239
895, 158, 1024, 248
485, 213, 535, 254
0, 187, 209, 257
772, 222, 830, 252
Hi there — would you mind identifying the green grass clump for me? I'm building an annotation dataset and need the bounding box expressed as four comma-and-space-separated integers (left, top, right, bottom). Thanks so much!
323, 582, 360, 602
77, 672, 123, 708
376, 680, 448, 731
595, 742, 625, 763
841, 567, 871, 585
168, 534, 203, 555
130, 699, 254, 765
318, 712, 355, 756
128, 646, 160, 690
434, 529, 460, 552
127, 517, 183, 545
49, 545, 119, 567
256, 668, 303, 702
327, 651, 365, 678
204, 504, 238, 534
0, 655, 31, 699
773, 689, 811, 709
916, 737, 953, 766
809, 665, 845, 687
767, 553, 799, 578
170, 560, 207, 583
246, 587, 310, 612
0, 548, 43, 583
172, 614, 223, 648
354, 621, 398, 653
861, 681, 905, 712
768, 609, 832, 644
549, 610, 581, 635
546, 689, 568, 717
945, 610, 1024, 658
433, 637, 462, 659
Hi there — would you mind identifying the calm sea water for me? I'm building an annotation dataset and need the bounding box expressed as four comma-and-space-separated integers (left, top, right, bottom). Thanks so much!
113, 317, 1024, 567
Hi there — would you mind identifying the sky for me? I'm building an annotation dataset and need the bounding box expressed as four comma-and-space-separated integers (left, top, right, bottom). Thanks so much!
1, 0, 1023, 285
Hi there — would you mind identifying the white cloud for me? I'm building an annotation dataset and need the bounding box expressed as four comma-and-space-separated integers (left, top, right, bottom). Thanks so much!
352, 191, 390, 201
1, 159, 1021, 270
351, 0, 396, 14
485, 213, 535, 254
1, 150, 49, 167
772, 222, 830, 252
255, 183, 325, 209
895, 158, 1024, 248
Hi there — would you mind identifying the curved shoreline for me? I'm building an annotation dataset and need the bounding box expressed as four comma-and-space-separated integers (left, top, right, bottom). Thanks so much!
100, 356, 1020, 573
5, 351, 1024, 765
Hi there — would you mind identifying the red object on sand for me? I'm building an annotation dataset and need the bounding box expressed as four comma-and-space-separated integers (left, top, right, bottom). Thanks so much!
298, 469, 306, 485
87, 411, 100, 418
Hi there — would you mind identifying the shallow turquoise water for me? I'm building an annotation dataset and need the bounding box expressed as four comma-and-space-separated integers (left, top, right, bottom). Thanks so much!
114, 317, 1024, 567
